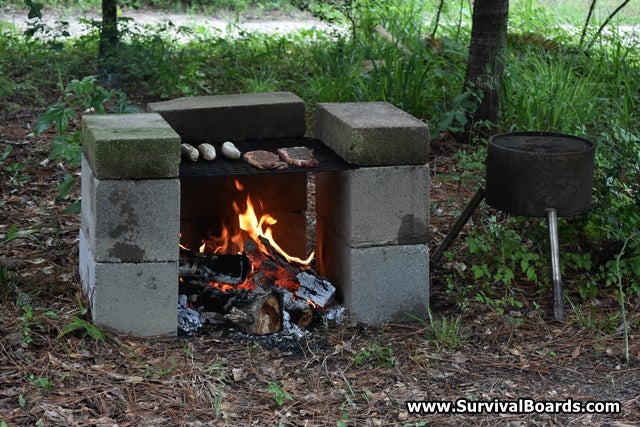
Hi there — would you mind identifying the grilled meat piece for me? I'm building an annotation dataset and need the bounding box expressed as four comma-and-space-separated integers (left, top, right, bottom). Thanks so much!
242, 150, 289, 170
277, 146, 319, 167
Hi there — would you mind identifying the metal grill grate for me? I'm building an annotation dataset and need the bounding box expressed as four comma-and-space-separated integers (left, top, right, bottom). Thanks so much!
179, 137, 357, 178
491, 133, 592, 154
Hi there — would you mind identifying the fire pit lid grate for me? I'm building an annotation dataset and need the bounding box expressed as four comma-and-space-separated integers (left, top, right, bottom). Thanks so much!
490, 132, 593, 154
179, 137, 358, 177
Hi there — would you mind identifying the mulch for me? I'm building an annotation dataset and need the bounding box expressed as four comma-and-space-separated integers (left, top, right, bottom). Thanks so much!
1, 111, 639, 426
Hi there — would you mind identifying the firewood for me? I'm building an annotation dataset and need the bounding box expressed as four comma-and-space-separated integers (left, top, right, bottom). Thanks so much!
280, 289, 313, 329
179, 249, 250, 285
295, 272, 335, 308
223, 290, 282, 335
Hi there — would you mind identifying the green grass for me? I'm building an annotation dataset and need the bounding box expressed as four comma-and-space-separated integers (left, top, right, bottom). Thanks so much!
535, 0, 640, 24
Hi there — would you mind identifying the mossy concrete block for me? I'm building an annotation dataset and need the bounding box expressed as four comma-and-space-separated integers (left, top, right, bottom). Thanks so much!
315, 102, 429, 166
82, 113, 180, 179
147, 92, 305, 144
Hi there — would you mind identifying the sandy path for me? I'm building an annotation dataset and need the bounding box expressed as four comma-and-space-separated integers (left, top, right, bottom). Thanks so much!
0, 6, 334, 38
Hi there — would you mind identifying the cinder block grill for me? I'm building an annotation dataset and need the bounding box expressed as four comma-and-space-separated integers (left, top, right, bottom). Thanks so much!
79, 92, 431, 336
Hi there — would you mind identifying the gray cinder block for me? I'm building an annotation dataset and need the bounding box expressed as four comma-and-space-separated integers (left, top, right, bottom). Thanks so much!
81, 156, 180, 263
315, 164, 430, 247
317, 221, 429, 324
315, 102, 429, 166
79, 230, 178, 336
82, 113, 181, 180
148, 92, 306, 144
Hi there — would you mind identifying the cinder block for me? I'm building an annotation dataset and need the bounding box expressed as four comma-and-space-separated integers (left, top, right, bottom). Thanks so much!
180, 173, 307, 221
148, 92, 306, 144
79, 230, 178, 336
82, 113, 181, 179
81, 156, 180, 263
316, 165, 429, 247
316, 102, 429, 166
317, 221, 429, 324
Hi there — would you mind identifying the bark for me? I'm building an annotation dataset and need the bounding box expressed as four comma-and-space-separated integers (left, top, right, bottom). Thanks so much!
98, 0, 119, 82
461, 0, 509, 141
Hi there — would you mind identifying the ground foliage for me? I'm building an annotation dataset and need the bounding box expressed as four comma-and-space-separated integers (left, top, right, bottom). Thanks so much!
1, 1, 640, 425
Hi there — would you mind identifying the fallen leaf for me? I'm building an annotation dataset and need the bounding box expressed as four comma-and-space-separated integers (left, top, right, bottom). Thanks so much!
232, 368, 247, 381
571, 346, 581, 358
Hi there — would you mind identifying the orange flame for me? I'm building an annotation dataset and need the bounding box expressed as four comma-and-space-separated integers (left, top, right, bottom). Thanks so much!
180, 179, 315, 296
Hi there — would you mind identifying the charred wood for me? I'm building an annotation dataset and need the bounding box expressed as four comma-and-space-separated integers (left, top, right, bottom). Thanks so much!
223, 290, 282, 335
296, 272, 335, 308
179, 249, 250, 285
280, 289, 313, 329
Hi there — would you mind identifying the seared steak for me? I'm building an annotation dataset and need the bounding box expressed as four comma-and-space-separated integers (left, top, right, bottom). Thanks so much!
242, 150, 288, 170
277, 146, 319, 167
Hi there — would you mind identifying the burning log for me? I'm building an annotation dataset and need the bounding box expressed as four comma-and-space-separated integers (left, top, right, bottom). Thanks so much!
280, 289, 313, 329
179, 249, 250, 285
179, 277, 283, 335
295, 272, 335, 308
223, 290, 282, 335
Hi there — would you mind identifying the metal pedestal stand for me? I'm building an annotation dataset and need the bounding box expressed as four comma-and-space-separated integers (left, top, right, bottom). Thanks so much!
431, 188, 565, 321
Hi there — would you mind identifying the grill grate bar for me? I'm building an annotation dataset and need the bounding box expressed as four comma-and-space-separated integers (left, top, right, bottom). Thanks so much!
491, 134, 592, 154
179, 137, 357, 177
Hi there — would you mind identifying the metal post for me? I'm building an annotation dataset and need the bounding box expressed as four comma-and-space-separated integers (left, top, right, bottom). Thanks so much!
431, 187, 485, 266
547, 208, 564, 321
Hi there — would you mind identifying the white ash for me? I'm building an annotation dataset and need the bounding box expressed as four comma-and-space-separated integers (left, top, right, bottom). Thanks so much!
281, 310, 309, 340
322, 304, 347, 325
177, 294, 204, 335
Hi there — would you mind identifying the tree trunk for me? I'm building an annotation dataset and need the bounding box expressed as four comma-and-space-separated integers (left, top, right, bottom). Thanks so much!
461, 0, 509, 141
98, 0, 119, 83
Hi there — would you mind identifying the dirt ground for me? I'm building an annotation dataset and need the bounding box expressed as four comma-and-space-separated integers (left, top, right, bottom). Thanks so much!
1, 102, 639, 426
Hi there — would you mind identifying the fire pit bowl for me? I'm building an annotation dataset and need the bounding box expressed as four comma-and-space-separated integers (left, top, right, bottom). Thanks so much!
485, 131, 595, 217
432, 131, 596, 321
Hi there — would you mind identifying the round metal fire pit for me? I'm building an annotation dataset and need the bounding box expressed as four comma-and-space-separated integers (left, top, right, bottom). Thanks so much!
485, 132, 595, 217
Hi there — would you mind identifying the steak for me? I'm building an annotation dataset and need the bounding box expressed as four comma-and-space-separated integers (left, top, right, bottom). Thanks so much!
277, 146, 319, 168
242, 150, 288, 170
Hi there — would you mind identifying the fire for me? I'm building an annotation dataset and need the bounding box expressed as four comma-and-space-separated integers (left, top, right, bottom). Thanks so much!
183, 179, 315, 292
197, 179, 313, 265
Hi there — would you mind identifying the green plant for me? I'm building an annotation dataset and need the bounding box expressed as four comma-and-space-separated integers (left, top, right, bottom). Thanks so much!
144, 358, 177, 379
353, 341, 395, 367
423, 311, 465, 351
33, 76, 139, 204
28, 374, 54, 390
58, 316, 105, 342
17, 293, 34, 344
1, 145, 30, 187
268, 381, 293, 406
